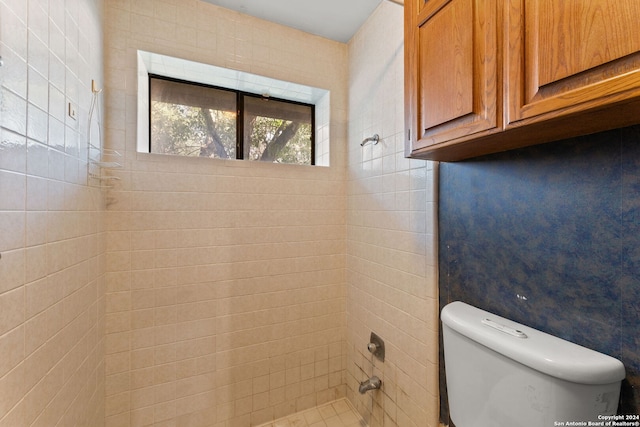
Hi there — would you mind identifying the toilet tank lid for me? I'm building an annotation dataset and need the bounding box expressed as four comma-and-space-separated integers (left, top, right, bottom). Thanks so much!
441, 301, 626, 385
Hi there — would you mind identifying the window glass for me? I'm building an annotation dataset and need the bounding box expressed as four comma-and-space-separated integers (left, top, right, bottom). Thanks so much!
243, 96, 314, 165
150, 77, 237, 158
149, 75, 315, 165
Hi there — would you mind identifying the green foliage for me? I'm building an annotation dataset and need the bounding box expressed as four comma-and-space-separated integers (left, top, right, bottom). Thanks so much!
247, 116, 312, 164
151, 102, 236, 158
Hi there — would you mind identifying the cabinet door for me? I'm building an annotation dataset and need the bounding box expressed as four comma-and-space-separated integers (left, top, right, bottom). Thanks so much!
507, 0, 640, 124
405, 0, 499, 154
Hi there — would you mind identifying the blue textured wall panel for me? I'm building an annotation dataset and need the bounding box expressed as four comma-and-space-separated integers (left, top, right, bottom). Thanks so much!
439, 125, 640, 419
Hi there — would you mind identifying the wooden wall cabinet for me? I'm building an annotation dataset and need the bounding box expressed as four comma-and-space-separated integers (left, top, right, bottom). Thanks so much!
404, 0, 501, 155
405, 0, 640, 161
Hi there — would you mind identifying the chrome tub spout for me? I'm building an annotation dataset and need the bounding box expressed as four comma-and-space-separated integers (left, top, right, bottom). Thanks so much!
358, 376, 382, 394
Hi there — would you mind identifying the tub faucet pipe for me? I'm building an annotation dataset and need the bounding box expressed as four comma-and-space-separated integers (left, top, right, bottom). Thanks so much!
358, 376, 382, 394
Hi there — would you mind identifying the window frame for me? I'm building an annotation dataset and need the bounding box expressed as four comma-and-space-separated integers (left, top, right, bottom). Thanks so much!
148, 74, 316, 165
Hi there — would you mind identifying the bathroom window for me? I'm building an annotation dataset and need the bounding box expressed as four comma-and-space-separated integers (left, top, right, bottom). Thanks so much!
150, 75, 315, 165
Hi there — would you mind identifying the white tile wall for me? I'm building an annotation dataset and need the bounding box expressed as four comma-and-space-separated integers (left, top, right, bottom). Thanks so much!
103, 1, 348, 426
346, 2, 439, 427
0, 0, 105, 425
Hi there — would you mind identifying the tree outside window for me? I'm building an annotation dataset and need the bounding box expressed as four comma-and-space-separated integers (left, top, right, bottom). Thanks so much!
150, 76, 314, 165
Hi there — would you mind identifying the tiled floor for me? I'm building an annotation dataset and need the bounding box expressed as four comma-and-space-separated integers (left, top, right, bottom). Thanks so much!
256, 398, 367, 427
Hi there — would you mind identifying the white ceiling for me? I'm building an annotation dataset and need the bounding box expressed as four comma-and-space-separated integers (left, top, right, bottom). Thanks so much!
200, 0, 387, 43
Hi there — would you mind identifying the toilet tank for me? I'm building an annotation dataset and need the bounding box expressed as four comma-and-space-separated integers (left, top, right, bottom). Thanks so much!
441, 301, 625, 427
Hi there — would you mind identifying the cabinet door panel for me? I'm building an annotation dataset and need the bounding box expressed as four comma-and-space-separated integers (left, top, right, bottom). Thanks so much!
420, 1, 473, 129
405, 0, 499, 153
508, 0, 640, 123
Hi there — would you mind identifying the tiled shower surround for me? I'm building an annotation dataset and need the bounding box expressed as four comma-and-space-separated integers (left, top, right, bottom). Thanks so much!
346, 4, 439, 427
102, 0, 348, 425
103, 0, 438, 425
0, 0, 439, 426
0, 0, 106, 425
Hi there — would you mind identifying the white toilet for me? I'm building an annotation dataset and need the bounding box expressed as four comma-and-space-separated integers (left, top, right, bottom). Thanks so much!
441, 301, 626, 427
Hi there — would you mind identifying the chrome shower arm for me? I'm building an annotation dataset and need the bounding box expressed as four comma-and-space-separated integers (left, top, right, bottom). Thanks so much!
361, 134, 380, 146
